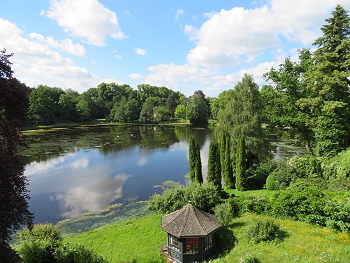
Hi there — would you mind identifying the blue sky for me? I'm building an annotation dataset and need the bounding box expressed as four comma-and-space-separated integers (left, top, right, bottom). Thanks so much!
1, 0, 349, 97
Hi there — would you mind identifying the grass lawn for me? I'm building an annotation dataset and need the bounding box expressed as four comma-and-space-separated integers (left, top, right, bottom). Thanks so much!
64, 212, 350, 263
64, 213, 167, 263
221, 213, 350, 263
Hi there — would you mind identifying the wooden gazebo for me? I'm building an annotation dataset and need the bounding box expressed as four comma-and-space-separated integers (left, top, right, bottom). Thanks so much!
161, 201, 221, 263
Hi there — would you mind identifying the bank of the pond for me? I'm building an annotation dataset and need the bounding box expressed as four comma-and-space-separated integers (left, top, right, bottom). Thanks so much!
23, 120, 192, 133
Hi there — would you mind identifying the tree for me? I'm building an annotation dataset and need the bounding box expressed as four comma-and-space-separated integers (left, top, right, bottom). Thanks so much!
195, 144, 203, 183
186, 93, 208, 124
174, 104, 186, 119
299, 5, 350, 157
188, 135, 197, 183
222, 135, 235, 189
262, 49, 314, 153
27, 85, 64, 125
188, 135, 202, 184
207, 141, 221, 192
0, 49, 33, 262
58, 89, 79, 122
153, 105, 170, 122
235, 135, 247, 191
216, 74, 270, 164
76, 96, 90, 122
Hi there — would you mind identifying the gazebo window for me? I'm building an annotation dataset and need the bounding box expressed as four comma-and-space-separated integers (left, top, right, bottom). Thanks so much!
169, 235, 180, 251
204, 234, 213, 250
185, 238, 198, 253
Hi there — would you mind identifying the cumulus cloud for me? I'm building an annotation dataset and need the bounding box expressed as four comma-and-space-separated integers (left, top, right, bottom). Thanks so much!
134, 48, 147, 56
45, 0, 127, 46
184, 0, 350, 68
145, 63, 214, 90
0, 18, 100, 92
29, 32, 85, 56
129, 73, 143, 79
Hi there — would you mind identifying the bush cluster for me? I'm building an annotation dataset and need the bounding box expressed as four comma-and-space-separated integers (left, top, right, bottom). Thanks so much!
147, 182, 221, 214
15, 224, 107, 263
233, 180, 350, 232
247, 219, 280, 243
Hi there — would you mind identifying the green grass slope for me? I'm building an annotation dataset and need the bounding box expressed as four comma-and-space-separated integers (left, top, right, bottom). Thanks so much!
65, 212, 350, 263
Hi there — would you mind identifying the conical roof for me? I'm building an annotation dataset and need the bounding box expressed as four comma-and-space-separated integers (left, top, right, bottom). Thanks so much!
161, 202, 220, 237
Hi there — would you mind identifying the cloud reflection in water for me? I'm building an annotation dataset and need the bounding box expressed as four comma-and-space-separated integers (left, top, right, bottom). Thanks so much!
56, 173, 129, 219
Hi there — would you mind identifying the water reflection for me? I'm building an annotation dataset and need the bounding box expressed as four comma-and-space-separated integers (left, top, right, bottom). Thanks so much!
21, 125, 212, 223
56, 174, 129, 219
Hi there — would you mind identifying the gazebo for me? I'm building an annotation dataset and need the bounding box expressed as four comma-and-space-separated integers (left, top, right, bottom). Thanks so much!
161, 201, 221, 263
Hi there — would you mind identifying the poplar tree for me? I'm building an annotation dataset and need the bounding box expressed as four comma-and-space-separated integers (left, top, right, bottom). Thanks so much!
195, 144, 203, 183
189, 135, 203, 184
235, 135, 247, 191
188, 135, 196, 183
223, 135, 235, 189
207, 141, 221, 192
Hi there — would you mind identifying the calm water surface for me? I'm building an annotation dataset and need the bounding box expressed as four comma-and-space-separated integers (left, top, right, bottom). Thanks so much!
21, 125, 211, 224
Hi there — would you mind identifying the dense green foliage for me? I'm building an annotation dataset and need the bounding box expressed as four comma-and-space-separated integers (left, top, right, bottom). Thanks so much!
232, 180, 350, 232
214, 202, 234, 227
0, 49, 33, 262
264, 5, 350, 158
188, 135, 203, 184
147, 182, 221, 214
235, 135, 247, 191
221, 134, 235, 189
207, 141, 222, 192
15, 224, 107, 263
215, 74, 270, 165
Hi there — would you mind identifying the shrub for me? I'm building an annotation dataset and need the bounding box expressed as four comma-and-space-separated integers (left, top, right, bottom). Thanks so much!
148, 182, 221, 214
235, 195, 270, 215
214, 202, 234, 226
247, 219, 280, 243
246, 160, 277, 190
269, 180, 326, 224
16, 224, 107, 263
265, 172, 279, 190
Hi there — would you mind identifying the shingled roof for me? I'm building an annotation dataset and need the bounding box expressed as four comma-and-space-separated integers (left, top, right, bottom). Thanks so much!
161, 202, 221, 237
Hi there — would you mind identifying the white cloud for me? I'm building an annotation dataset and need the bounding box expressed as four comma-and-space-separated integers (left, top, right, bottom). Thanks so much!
56, 174, 129, 218
70, 159, 89, 169
0, 18, 100, 93
45, 0, 127, 46
115, 54, 122, 59
175, 9, 184, 21
134, 47, 147, 56
129, 73, 143, 79
145, 63, 214, 90
29, 32, 85, 56
123, 10, 130, 16
187, 46, 240, 68
184, 1, 350, 70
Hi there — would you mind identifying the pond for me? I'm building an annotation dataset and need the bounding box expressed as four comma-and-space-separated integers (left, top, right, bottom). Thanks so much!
21, 125, 303, 225
21, 125, 211, 224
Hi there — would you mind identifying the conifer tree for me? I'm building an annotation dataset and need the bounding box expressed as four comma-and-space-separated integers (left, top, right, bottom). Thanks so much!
207, 141, 221, 192
235, 135, 247, 191
300, 5, 350, 156
224, 135, 235, 189
195, 144, 203, 183
188, 135, 196, 183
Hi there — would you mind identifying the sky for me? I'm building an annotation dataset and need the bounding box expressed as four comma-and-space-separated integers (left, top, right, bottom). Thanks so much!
1, 0, 349, 97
